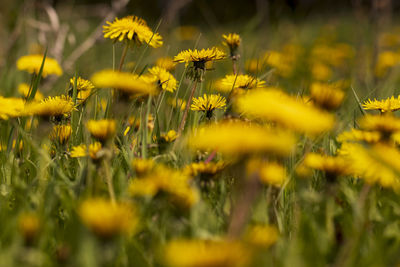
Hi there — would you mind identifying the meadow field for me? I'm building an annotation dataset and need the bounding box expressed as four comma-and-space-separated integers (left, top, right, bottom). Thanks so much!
2, 1, 400, 266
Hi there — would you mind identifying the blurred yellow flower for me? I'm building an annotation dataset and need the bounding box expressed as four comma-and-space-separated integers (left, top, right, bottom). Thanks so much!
188, 121, 296, 156
215, 74, 266, 93
132, 158, 155, 176
103, 15, 163, 48
18, 212, 40, 244
311, 62, 333, 81
310, 82, 345, 110
303, 152, 352, 179
155, 57, 176, 71
87, 119, 116, 142
163, 239, 251, 267
358, 114, 400, 136
91, 69, 157, 96
247, 159, 287, 187
18, 83, 44, 101
79, 198, 139, 238
160, 130, 178, 143
17, 54, 63, 77
184, 161, 225, 177
70, 142, 103, 160
337, 129, 381, 144
244, 224, 279, 248
0, 96, 25, 120
173, 25, 200, 41
235, 89, 335, 135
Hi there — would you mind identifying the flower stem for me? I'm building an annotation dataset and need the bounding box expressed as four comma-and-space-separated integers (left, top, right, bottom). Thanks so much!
176, 81, 198, 137
103, 158, 116, 205
118, 43, 129, 71
232, 59, 237, 75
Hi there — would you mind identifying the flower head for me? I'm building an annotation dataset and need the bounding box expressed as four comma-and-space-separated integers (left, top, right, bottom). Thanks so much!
244, 224, 279, 248
235, 89, 335, 136
132, 158, 155, 176
69, 77, 95, 104
24, 95, 75, 119
303, 152, 352, 180
358, 114, 400, 137
310, 82, 345, 110
87, 119, 116, 142
184, 161, 225, 177
91, 69, 157, 96
222, 33, 241, 58
191, 94, 226, 119
0, 97, 25, 120
70, 142, 103, 160
215, 74, 266, 93
155, 57, 176, 71
362, 96, 400, 113
160, 130, 178, 143
337, 129, 381, 144
18, 212, 40, 244
79, 198, 139, 238
50, 124, 72, 145
247, 159, 287, 187
17, 54, 63, 77
146, 66, 177, 92
174, 47, 226, 68
103, 15, 163, 48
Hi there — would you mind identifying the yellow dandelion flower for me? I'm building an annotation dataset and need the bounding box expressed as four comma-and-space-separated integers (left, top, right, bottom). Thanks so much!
310, 82, 345, 110
215, 74, 266, 93
174, 47, 226, 67
184, 161, 225, 177
173, 25, 200, 41
303, 152, 352, 180
103, 15, 163, 48
16, 54, 63, 77
79, 198, 139, 238
188, 121, 296, 156
168, 98, 186, 110
91, 69, 157, 96
155, 57, 176, 71
0, 96, 25, 120
248, 160, 287, 187
69, 77, 95, 103
362, 96, 400, 113
70, 142, 103, 160
311, 62, 333, 81
132, 158, 155, 176
358, 114, 400, 136
18, 212, 40, 243
87, 119, 116, 142
235, 89, 335, 135
264, 50, 294, 77
191, 94, 226, 118
337, 129, 381, 144
160, 130, 178, 143
49, 124, 72, 145
129, 164, 199, 207
24, 95, 74, 118
163, 239, 251, 267
18, 83, 44, 101
222, 33, 241, 57
374, 51, 400, 77
244, 224, 279, 248
146, 66, 177, 92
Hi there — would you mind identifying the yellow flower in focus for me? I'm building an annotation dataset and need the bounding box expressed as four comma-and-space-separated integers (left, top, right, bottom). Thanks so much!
215, 74, 266, 93
0, 96, 25, 120
160, 130, 178, 143
17, 54, 63, 77
103, 15, 163, 48
79, 198, 139, 238
91, 69, 157, 96
18, 212, 40, 243
163, 239, 251, 267
303, 152, 352, 179
24, 95, 74, 118
146, 66, 177, 92
69, 77, 95, 104
310, 82, 345, 110
174, 47, 226, 67
244, 224, 279, 248
191, 94, 226, 119
235, 89, 335, 135
49, 124, 72, 145
222, 33, 241, 57
129, 165, 199, 207
362, 96, 400, 113
188, 121, 296, 156
358, 114, 400, 136
18, 83, 44, 101
87, 119, 116, 142
155, 57, 176, 71
337, 129, 381, 144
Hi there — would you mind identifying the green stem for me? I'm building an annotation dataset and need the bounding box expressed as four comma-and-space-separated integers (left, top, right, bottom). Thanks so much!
142, 95, 152, 158
118, 43, 129, 72
176, 81, 198, 138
